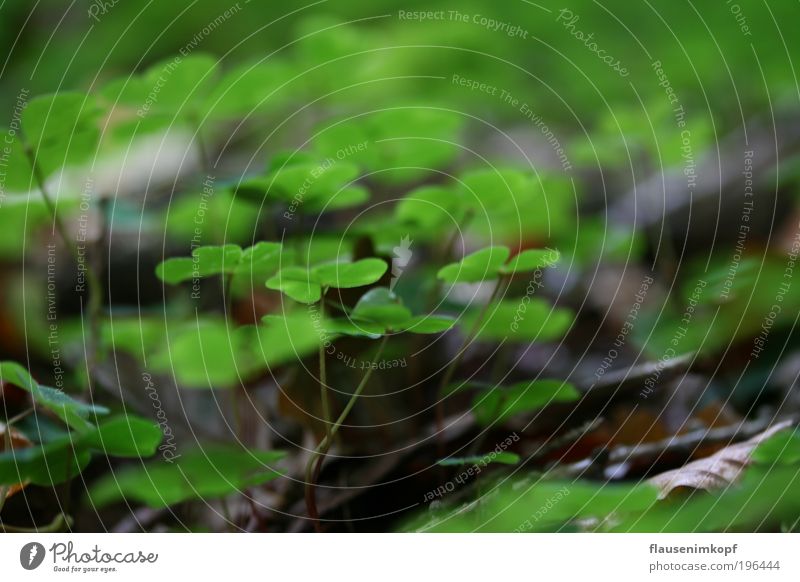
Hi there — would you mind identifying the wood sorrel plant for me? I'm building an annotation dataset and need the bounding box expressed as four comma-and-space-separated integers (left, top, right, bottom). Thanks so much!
0, 52, 576, 533
2, 4, 800, 539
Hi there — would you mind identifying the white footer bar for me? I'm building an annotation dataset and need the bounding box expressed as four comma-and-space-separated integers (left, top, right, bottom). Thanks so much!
2, 533, 797, 580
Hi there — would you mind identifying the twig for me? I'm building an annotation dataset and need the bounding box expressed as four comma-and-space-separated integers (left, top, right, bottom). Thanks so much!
5, 407, 34, 426
607, 416, 796, 466
558, 417, 798, 480
578, 352, 695, 393
529, 417, 604, 462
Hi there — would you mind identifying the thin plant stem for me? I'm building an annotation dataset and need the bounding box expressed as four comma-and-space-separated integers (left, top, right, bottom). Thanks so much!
425, 209, 475, 312
304, 335, 389, 530
190, 115, 212, 175
223, 271, 235, 318
326, 336, 388, 444
435, 276, 506, 445
442, 209, 474, 263
5, 407, 34, 426
318, 296, 332, 443
222, 274, 244, 442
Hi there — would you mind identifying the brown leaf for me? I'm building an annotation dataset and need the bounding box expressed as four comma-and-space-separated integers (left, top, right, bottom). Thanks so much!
0, 421, 31, 451
0, 421, 32, 499
607, 408, 672, 447
647, 420, 794, 499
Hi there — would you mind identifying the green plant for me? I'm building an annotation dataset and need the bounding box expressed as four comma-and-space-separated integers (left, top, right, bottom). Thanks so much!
0, 67, 572, 531
0, 363, 161, 531
2, 4, 798, 536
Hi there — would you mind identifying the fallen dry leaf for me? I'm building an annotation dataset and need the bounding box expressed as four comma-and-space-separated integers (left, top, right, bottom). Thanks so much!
0, 420, 31, 451
647, 420, 794, 499
0, 420, 32, 499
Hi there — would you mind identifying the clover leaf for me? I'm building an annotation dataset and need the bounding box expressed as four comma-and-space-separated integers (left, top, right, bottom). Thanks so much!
321, 317, 386, 339
162, 189, 262, 246
156, 243, 282, 286
397, 315, 456, 334
234, 159, 363, 211
150, 313, 322, 388
266, 266, 322, 304
0, 415, 161, 487
304, 185, 370, 213
190, 245, 243, 274
103, 56, 296, 139
438, 246, 510, 284
231, 242, 283, 285
2, 92, 100, 192
470, 380, 580, 426
395, 185, 465, 235
89, 445, 285, 509
141, 54, 219, 117
202, 60, 293, 119
324, 287, 455, 336
351, 287, 412, 326
314, 258, 388, 288
752, 431, 800, 466
82, 415, 164, 457
313, 108, 463, 184
267, 258, 387, 304
0, 126, 35, 192
241, 315, 323, 369
24, 93, 101, 177
151, 320, 241, 387
499, 248, 560, 274
438, 246, 560, 284
0, 361, 108, 432
463, 299, 573, 343
457, 168, 576, 247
